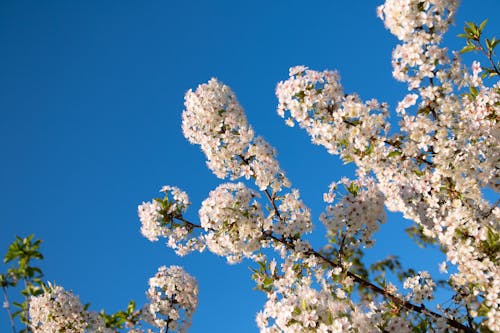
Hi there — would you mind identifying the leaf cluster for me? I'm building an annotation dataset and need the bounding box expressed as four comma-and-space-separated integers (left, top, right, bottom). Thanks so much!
458, 20, 500, 78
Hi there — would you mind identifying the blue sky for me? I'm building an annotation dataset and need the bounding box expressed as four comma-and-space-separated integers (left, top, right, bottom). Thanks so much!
1, 1, 499, 332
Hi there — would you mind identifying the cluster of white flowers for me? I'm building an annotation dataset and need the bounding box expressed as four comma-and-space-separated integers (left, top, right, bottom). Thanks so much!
320, 177, 386, 248
247, 137, 290, 192
142, 265, 198, 333
378, 0, 458, 90
180, 76, 314, 260
29, 284, 107, 333
254, 257, 425, 333
182, 78, 254, 180
457, 81, 500, 191
256, 262, 373, 333
138, 186, 203, 255
183, 78, 291, 193
257, 285, 369, 332
199, 182, 268, 263
29, 268, 199, 333
377, 0, 459, 42
276, 66, 389, 165
403, 271, 436, 304
161, 185, 190, 211
138, 199, 165, 242
274, 189, 312, 238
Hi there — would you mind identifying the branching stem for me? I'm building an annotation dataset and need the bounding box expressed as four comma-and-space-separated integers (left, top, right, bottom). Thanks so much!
2, 286, 16, 333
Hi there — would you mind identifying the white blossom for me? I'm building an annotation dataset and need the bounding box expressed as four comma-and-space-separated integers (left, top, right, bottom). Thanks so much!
142, 266, 198, 333
29, 284, 107, 333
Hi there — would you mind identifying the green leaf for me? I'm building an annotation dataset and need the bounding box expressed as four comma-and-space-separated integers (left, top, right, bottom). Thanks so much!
478, 302, 490, 317
127, 300, 136, 313
387, 151, 402, 158
301, 298, 307, 310
470, 86, 479, 97
465, 21, 480, 38
12, 310, 23, 318
479, 19, 488, 33
346, 182, 359, 196
460, 44, 476, 54
486, 38, 493, 52
492, 37, 500, 49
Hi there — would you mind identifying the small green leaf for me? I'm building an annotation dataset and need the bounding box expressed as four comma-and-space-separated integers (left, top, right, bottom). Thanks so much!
387, 151, 402, 158
346, 182, 359, 196
492, 37, 500, 49
470, 86, 479, 97
479, 19, 488, 33
127, 300, 136, 313
301, 298, 307, 310
460, 44, 476, 54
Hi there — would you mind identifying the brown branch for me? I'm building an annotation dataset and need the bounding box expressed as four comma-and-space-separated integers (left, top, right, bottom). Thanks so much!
267, 233, 475, 333
171, 203, 475, 333
171, 153, 476, 331
262, 192, 476, 333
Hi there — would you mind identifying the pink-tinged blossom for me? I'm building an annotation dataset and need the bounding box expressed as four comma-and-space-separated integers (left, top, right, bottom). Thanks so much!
471, 60, 482, 86
396, 93, 419, 114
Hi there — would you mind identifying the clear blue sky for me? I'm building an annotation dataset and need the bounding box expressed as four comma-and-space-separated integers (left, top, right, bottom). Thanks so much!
1, 1, 499, 332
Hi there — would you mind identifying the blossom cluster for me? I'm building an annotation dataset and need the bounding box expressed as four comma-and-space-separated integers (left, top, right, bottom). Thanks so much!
255, 257, 362, 332
28, 266, 199, 333
274, 189, 312, 239
254, 257, 424, 333
199, 182, 267, 263
377, 0, 461, 90
257, 281, 371, 332
182, 78, 292, 193
276, 66, 389, 165
376, 2, 499, 327
320, 177, 386, 248
138, 186, 203, 255
377, 0, 459, 41
179, 77, 314, 260
142, 265, 198, 333
29, 284, 107, 333
182, 78, 254, 180
403, 271, 436, 304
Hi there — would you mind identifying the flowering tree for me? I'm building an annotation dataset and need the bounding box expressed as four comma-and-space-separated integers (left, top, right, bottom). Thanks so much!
2, 0, 499, 332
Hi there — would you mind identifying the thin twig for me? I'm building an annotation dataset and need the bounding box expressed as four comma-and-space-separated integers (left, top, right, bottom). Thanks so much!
2, 286, 17, 333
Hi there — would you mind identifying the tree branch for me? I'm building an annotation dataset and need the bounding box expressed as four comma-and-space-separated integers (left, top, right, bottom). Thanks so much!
2, 286, 17, 333
171, 206, 476, 333
262, 192, 476, 333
